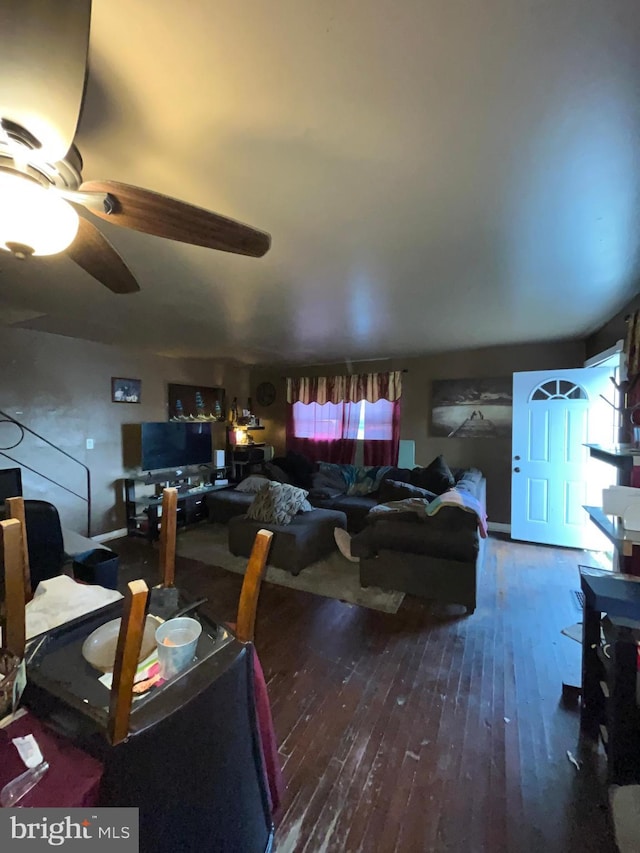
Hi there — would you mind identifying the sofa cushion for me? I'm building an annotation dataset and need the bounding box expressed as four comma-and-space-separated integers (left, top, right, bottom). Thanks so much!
267, 453, 315, 489
264, 462, 292, 484
353, 507, 479, 563
377, 479, 437, 504
235, 474, 271, 494
310, 466, 347, 499
284, 451, 316, 489
247, 482, 309, 525
206, 489, 254, 523
381, 467, 413, 484
410, 455, 455, 495
308, 485, 345, 501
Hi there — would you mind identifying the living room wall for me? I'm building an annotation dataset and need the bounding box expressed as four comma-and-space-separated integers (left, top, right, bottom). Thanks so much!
0, 326, 249, 535
250, 339, 586, 525
585, 292, 638, 358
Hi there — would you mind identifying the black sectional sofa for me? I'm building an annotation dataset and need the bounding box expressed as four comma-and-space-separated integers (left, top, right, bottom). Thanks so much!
205, 452, 486, 612
207, 452, 461, 531
351, 469, 486, 614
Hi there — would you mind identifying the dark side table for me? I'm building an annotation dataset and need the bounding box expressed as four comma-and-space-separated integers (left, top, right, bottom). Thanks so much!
580, 566, 640, 785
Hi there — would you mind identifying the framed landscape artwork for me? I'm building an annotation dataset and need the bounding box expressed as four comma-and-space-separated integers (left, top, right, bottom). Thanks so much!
112, 377, 141, 403
431, 377, 512, 438
167, 383, 226, 420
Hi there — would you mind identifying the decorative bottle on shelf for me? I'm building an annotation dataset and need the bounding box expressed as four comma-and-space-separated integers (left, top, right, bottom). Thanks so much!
214, 399, 222, 420
195, 391, 205, 419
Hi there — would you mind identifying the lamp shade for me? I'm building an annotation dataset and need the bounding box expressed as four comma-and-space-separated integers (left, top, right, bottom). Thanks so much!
0, 172, 79, 256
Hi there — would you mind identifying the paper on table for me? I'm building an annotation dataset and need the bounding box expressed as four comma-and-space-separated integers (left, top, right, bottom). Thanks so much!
25, 575, 123, 639
98, 650, 160, 691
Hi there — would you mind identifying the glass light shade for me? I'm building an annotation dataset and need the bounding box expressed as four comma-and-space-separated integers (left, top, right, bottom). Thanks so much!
0, 172, 79, 256
235, 428, 248, 445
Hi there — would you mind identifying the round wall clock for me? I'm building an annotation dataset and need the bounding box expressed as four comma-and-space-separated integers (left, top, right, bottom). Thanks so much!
256, 381, 276, 407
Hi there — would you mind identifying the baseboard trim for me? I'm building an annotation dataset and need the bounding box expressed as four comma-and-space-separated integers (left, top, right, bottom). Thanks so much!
488, 522, 511, 534
93, 528, 128, 543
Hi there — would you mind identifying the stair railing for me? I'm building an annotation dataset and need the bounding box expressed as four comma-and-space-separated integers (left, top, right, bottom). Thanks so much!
0, 409, 91, 536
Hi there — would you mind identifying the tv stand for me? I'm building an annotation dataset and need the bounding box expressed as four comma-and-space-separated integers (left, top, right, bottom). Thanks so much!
124, 465, 230, 541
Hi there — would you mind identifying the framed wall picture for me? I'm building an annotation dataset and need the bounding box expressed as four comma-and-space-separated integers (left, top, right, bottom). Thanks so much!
167, 383, 226, 421
431, 377, 512, 438
112, 377, 141, 404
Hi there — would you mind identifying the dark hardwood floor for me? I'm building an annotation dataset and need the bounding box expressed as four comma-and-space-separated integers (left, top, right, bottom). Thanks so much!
112, 533, 618, 853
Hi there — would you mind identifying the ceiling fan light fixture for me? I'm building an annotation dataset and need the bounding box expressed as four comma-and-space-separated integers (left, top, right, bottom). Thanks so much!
0, 171, 79, 256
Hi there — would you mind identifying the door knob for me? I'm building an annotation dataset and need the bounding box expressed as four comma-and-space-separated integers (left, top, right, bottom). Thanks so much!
513, 467, 520, 473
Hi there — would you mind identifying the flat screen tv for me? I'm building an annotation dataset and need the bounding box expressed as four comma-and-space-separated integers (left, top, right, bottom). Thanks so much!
141, 422, 213, 471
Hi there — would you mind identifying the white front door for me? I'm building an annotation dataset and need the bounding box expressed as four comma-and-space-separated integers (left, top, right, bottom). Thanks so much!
511, 368, 613, 548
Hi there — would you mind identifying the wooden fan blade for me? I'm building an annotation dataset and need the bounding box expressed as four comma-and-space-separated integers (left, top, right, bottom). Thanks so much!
79, 180, 271, 258
66, 218, 140, 294
0, 0, 91, 161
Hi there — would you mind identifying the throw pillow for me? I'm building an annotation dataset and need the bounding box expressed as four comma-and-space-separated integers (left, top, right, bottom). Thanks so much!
247, 482, 310, 525
284, 451, 315, 489
264, 462, 292, 484
377, 479, 437, 504
410, 455, 455, 495
235, 474, 271, 494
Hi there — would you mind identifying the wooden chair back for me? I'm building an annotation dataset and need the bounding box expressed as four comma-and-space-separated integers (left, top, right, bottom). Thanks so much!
108, 579, 149, 745
235, 529, 273, 644
1, 510, 148, 746
158, 487, 178, 587
0, 517, 26, 658
4, 497, 31, 601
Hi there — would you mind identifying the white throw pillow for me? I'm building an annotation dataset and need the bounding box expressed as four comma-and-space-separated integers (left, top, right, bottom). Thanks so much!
247, 482, 309, 525
235, 474, 270, 494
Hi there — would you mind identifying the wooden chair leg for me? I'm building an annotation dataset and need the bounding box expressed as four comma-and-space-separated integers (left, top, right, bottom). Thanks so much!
158, 488, 178, 587
5, 497, 31, 602
236, 529, 273, 644
1, 518, 26, 658
108, 579, 149, 745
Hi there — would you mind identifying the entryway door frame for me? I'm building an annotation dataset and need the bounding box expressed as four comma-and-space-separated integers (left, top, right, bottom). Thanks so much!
510, 362, 617, 549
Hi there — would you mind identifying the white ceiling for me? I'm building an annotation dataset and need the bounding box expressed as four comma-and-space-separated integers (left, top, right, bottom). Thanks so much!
2, 0, 640, 364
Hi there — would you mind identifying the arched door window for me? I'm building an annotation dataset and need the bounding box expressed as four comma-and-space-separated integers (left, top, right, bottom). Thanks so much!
530, 379, 587, 402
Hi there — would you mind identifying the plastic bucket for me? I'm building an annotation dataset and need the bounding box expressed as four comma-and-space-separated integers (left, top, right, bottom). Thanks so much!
73, 549, 119, 590
155, 617, 202, 679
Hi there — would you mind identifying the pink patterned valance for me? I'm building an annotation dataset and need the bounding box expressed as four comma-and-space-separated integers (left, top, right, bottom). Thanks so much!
286, 371, 403, 405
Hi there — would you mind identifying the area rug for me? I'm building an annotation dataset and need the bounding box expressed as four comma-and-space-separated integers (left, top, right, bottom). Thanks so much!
175, 524, 405, 614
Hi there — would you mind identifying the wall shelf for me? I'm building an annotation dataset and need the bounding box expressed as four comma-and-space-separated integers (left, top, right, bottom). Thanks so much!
583, 505, 640, 556
585, 444, 638, 481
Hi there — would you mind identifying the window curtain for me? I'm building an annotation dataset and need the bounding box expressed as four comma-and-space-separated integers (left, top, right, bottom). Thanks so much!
361, 398, 401, 466
286, 371, 403, 465
286, 400, 359, 464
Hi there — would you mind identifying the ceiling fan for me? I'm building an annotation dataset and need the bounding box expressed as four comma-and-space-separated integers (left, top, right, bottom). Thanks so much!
0, 0, 271, 295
